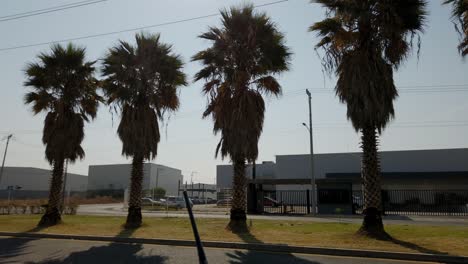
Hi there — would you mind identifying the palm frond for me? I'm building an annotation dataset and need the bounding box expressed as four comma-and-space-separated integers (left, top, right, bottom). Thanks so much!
193, 5, 291, 162
24, 43, 99, 164
101, 32, 186, 159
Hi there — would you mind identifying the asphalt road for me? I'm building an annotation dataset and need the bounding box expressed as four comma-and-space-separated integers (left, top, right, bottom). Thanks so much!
0, 237, 436, 264
77, 203, 468, 226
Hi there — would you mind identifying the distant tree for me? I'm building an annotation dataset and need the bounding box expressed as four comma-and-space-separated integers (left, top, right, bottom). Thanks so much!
24, 43, 100, 226
311, 0, 427, 238
444, 0, 468, 56
101, 33, 186, 228
193, 5, 291, 232
152, 187, 166, 199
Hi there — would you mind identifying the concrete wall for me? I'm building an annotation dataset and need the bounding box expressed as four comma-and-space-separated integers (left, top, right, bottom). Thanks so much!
217, 148, 468, 191
153, 164, 182, 196
277, 148, 468, 180
216, 162, 276, 189
88, 164, 151, 191
0, 167, 87, 191
0, 167, 87, 199
88, 163, 183, 196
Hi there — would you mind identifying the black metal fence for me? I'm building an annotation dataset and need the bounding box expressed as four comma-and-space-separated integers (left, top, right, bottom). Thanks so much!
260, 190, 310, 215
256, 189, 468, 216
353, 190, 468, 216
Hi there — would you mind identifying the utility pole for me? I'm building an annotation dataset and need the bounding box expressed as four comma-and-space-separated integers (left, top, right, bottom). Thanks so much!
0, 134, 13, 187
61, 159, 69, 211
305, 89, 317, 215
190, 171, 197, 198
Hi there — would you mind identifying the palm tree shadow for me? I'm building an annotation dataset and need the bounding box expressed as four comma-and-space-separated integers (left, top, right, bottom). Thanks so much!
22, 226, 168, 264
226, 230, 321, 264
388, 237, 450, 256
0, 226, 49, 263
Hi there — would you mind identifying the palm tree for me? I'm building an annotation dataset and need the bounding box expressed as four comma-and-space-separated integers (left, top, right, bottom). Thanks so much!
193, 5, 291, 232
24, 43, 100, 227
101, 33, 186, 228
310, 0, 427, 238
444, 0, 468, 56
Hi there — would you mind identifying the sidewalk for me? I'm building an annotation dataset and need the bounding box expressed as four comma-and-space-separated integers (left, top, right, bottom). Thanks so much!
77, 203, 468, 226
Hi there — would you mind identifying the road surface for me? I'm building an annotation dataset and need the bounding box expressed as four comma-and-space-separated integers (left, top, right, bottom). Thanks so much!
0, 237, 436, 264
77, 203, 468, 226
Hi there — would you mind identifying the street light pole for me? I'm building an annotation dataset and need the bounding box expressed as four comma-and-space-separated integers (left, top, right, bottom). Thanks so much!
0, 134, 13, 187
305, 89, 317, 215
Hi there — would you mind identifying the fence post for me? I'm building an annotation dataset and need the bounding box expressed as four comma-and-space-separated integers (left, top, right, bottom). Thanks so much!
306, 189, 311, 214
381, 190, 385, 216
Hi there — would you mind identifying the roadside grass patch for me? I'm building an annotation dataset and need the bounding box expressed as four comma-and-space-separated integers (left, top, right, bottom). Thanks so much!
0, 215, 466, 256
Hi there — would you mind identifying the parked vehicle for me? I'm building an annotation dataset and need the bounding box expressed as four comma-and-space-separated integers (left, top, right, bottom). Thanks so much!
141, 197, 161, 206
165, 196, 193, 209
263, 197, 281, 207
206, 198, 216, 204
216, 199, 232, 206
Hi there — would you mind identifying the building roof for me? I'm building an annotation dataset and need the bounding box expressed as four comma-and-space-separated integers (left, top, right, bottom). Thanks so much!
275, 148, 468, 158
326, 171, 468, 181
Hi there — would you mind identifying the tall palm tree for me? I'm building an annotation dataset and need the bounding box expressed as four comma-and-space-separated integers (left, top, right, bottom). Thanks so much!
311, 0, 427, 238
193, 5, 291, 232
24, 43, 100, 227
444, 0, 468, 56
101, 33, 186, 228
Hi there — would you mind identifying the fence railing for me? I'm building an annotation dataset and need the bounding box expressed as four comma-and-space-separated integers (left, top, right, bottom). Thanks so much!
255, 189, 468, 216
352, 190, 468, 216
261, 190, 310, 215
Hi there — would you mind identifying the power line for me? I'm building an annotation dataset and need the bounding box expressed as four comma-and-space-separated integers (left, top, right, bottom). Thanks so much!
0, 0, 289, 52
0, 0, 99, 19
0, 0, 107, 23
282, 85, 468, 96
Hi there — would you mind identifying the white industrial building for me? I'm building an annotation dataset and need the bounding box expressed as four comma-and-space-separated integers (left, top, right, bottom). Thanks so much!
0, 167, 87, 199
217, 148, 468, 191
87, 163, 183, 196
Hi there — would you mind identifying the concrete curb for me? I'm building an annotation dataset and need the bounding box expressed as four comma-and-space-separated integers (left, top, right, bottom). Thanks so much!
1, 232, 467, 263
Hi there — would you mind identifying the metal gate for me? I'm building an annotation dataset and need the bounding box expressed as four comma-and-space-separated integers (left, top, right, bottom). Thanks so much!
260, 190, 311, 215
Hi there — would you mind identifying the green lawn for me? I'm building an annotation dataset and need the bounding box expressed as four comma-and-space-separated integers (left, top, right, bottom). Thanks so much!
0, 215, 467, 256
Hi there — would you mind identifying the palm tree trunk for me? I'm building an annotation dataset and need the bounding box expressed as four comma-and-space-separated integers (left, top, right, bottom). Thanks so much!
38, 158, 64, 227
357, 126, 389, 239
125, 155, 144, 228
227, 158, 248, 232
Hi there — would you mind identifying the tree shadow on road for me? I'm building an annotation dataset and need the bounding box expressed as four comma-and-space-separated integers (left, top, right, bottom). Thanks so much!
0, 226, 48, 263
226, 229, 321, 264
388, 237, 449, 256
22, 226, 168, 264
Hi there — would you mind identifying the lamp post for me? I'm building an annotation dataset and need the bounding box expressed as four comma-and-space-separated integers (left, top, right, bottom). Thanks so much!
303, 88, 317, 215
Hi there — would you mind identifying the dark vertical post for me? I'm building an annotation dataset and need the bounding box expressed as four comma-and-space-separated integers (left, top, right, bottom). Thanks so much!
305, 89, 317, 215
61, 159, 69, 211
306, 189, 311, 214
178, 180, 181, 196
0, 134, 13, 186
183, 191, 208, 264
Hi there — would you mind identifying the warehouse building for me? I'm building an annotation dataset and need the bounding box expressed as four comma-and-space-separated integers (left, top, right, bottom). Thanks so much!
217, 148, 468, 215
217, 148, 468, 190
0, 167, 87, 199
87, 163, 183, 196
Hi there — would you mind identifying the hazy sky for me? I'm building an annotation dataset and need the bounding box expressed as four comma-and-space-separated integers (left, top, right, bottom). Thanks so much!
0, 0, 467, 184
